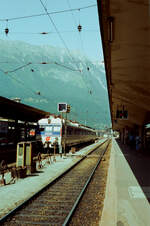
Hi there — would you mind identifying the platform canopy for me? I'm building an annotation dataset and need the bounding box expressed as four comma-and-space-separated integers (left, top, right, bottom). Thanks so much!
0, 96, 50, 122
97, 0, 150, 131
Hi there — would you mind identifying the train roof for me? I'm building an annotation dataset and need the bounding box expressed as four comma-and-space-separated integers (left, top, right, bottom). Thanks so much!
38, 116, 95, 132
38, 116, 62, 124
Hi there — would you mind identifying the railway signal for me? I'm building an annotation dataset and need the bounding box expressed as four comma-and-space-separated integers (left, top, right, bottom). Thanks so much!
58, 103, 71, 113
57, 103, 71, 155
67, 104, 71, 113
58, 103, 67, 112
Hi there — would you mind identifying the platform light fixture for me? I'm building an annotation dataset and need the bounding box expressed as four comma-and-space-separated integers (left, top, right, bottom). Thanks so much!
116, 107, 128, 120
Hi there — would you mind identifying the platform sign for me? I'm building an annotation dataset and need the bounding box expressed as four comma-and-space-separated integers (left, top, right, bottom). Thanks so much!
116, 110, 128, 119
29, 129, 35, 136
58, 103, 67, 112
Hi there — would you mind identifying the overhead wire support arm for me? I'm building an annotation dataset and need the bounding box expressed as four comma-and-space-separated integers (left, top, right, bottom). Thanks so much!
54, 62, 81, 72
4, 62, 32, 74
0, 61, 81, 74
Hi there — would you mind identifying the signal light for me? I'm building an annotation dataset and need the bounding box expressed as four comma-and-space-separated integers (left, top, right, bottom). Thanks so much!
67, 104, 71, 113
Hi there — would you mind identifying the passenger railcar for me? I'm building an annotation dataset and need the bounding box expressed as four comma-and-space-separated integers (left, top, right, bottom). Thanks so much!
0, 118, 39, 163
0, 119, 37, 148
38, 115, 97, 153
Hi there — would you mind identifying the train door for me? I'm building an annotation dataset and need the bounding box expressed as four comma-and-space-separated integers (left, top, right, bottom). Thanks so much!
50, 124, 62, 153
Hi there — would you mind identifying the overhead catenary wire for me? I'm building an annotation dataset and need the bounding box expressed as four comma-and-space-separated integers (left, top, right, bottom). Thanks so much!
0, 66, 60, 106
39, 0, 81, 72
54, 62, 80, 72
1, 1, 98, 92
0, 4, 96, 22
0, 68, 5, 73
66, 0, 95, 95
0, 60, 83, 108
0, 2, 101, 127
76, 21, 96, 95
0, 68, 34, 90
0, 29, 98, 35
1, 61, 81, 74
4, 62, 32, 74
0, 64, 98, 127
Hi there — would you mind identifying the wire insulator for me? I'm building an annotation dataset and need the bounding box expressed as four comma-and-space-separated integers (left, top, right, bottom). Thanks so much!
78, 24, 82, 32
40, 32, 48, 34
5, 27, 9, 35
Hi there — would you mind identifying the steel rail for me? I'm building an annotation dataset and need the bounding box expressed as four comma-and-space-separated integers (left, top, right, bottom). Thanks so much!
0, 139, 108, 224
62, 140, 110, 226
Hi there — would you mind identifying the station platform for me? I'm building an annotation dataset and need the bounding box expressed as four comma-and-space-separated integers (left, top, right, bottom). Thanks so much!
100, 138, 150, 226
0, 139, 106, 220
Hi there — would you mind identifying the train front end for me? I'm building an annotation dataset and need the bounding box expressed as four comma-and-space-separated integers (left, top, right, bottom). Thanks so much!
38, 117, 62, 152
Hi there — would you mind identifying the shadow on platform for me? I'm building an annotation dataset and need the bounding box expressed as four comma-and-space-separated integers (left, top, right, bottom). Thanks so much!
116, 139, 150, 203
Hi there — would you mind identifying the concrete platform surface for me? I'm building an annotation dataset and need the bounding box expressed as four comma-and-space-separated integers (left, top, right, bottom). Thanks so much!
100, 138, 150, 226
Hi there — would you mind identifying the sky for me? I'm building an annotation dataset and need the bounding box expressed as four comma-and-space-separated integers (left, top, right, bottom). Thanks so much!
0, 0, 103, 62
0, 0, 110, 128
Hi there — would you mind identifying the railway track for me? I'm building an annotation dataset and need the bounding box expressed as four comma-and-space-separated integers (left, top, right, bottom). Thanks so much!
0, 139, 110, 226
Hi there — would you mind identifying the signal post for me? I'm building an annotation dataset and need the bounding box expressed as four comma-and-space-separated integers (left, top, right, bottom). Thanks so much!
58, 103, 71, 156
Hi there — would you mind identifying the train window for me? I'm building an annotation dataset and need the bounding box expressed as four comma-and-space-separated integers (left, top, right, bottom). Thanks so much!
66, 128, 69, 135
75, 129, 78, 135
66, 126, 72, 135
39, 125, 45, 129
45, 126, 52, 132
69, 128, 73, 135
53, 126, 61, 132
